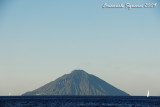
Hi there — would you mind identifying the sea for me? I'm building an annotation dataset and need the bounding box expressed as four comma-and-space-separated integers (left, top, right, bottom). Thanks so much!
0, 96, 160, 107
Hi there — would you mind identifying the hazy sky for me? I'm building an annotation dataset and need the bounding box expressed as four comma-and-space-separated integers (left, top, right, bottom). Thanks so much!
0, 0, 160, 96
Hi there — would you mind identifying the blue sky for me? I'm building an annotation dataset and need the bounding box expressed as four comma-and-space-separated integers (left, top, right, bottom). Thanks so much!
0, 0, 160, 96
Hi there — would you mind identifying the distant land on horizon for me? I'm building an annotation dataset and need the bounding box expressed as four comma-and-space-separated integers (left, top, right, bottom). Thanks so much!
22, 70, 130, 96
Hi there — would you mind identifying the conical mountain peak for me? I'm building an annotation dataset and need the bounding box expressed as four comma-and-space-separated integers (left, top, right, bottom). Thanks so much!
23, 70, 130, 96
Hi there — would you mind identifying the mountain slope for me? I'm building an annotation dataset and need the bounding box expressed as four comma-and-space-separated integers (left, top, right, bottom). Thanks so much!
23, 70, 129, 96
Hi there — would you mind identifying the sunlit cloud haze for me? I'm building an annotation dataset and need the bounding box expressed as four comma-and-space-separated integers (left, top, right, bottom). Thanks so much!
0, 0, 160, 96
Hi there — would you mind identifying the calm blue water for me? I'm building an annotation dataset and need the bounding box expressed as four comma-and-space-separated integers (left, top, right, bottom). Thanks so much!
0, 96, 160, 107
